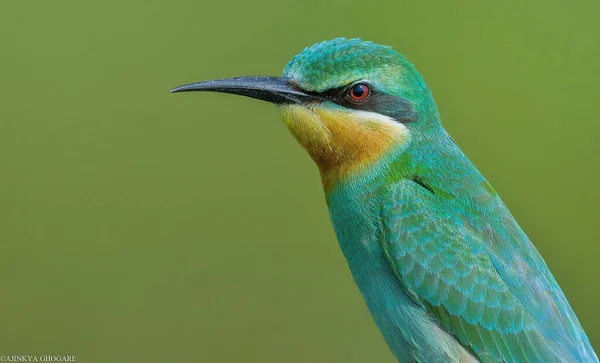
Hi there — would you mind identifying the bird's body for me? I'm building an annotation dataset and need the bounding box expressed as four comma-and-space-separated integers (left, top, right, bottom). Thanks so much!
172, 38, 597, 362
325, 131, 592, 362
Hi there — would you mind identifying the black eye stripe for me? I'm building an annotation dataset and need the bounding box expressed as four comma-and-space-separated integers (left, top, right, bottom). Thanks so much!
306, 84, 354, 100
303, 81, 417, 123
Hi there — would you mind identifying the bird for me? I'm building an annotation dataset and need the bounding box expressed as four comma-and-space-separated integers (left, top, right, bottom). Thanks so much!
170, 38, 597, 362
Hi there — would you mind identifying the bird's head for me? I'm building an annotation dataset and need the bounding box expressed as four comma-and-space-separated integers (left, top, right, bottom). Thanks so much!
171, 38, 440, 190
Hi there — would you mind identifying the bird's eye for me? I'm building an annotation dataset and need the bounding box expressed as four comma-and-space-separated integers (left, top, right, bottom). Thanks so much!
348, 83, 370, 102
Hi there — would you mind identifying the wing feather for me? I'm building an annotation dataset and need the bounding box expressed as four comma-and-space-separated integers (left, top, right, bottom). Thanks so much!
380, 179, 597, 362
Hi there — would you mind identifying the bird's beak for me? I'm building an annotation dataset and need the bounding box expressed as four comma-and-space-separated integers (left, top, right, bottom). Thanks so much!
170, 76, 321, 105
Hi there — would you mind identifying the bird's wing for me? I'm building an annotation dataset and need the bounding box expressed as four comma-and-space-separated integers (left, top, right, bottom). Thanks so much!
380, 179, 597, 362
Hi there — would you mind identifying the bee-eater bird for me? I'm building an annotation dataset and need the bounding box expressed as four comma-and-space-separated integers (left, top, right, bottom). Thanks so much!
171, 38, 597, 362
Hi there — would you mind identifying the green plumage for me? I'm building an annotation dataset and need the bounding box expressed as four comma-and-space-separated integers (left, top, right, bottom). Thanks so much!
172, 37, 597, 362
302, 39, 597, 362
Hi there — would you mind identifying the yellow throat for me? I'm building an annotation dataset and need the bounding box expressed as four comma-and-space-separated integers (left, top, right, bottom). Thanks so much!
280, 104, 410, 191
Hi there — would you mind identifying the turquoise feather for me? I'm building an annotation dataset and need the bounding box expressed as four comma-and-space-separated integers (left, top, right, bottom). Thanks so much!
297, 39, 599, 362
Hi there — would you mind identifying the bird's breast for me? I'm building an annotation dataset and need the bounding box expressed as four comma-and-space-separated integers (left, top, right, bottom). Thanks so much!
327, 185, 477, 362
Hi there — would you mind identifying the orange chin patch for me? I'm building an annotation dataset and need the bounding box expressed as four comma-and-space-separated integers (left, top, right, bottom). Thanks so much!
280, 105, 410, 191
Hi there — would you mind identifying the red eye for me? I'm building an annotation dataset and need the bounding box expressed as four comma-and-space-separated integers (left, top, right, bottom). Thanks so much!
349, 83, 370, 101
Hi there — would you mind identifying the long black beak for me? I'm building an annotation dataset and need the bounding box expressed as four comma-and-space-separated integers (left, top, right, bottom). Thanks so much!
169, 76, 321, 105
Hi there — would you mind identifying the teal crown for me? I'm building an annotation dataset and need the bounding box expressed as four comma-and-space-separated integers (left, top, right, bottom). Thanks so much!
283, 38, 404, 92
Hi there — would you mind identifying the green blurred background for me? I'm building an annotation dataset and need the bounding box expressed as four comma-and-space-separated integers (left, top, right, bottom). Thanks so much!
1, 1, 599, 362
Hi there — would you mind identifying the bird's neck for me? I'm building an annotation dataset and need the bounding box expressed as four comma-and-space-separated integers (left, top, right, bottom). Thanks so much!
324, 122, 476, 203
